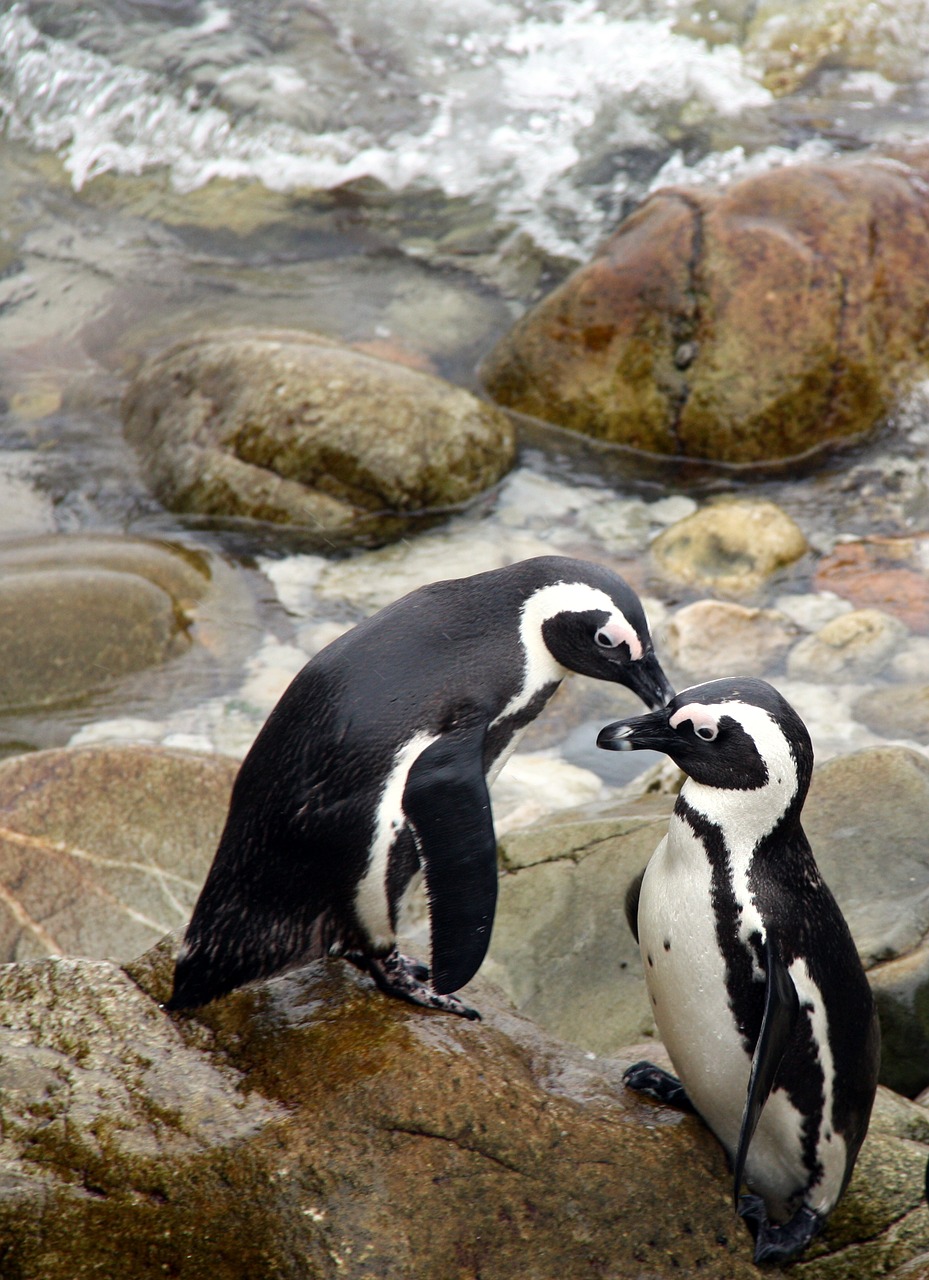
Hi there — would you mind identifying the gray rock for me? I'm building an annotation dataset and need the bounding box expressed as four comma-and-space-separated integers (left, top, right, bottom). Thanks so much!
854, 683, 929, 744
0, 534, 211, 714
0, 744, 238, 963
787, 608, 910, 681
491, 746, 929, 1096
661, 598, 798, 681
122, 328, 516, 545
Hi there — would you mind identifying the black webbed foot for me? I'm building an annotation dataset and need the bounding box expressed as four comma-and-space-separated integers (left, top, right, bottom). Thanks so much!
738, 1193, 823, 1265
622, 1060, 695, 1111
367, 948, 481, 1020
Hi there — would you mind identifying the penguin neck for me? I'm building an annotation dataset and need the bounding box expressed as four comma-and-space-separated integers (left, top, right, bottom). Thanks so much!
677, 760, 801, 863
490, 583, 578, 728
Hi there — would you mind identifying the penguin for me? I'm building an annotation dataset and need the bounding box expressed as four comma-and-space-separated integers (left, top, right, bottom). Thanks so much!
167, 555, 674, 1020
597, 676, 880, 1265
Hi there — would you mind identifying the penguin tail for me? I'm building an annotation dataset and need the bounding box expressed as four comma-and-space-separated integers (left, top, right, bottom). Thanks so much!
163, 905, 354, 1012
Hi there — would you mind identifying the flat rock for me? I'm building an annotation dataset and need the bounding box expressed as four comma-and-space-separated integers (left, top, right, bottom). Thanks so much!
814, 536, 929, 634
122, 328, 516, 545
482, 154, 929, 464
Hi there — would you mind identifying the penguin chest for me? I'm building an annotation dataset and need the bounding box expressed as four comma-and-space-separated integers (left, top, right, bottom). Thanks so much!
638, 823, 752, 1156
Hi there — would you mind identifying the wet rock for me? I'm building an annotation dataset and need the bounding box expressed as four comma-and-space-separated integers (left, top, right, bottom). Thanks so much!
0, 534, 211, 715
814, 535, 929, 634
0, 744, 237, 963
787, 608, 909, 681
1, 934, 927, 1279
122, 329, 516, 545
650, 499, 808, 596
662, 598, 798, 680
482, 155, 929, 464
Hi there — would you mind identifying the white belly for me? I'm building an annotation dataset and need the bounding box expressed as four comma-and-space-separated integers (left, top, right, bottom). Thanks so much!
638, 822, 840, 1219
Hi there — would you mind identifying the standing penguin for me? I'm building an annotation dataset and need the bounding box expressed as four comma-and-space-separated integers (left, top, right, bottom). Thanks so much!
167, 555, 673, 1020
597, 677, 880, 1265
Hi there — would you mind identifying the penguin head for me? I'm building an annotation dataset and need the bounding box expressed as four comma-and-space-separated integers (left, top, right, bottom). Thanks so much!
534, 574, 674, 711
597, 676, 813, 798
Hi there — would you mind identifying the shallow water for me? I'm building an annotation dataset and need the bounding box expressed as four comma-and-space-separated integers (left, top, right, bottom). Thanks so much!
1, 0, 928, 818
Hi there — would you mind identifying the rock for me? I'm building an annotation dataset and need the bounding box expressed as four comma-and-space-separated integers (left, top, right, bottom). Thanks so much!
854, 685, 929, 744
1, 934, 927, 1279
122, 329, 516, 545
661, 598, 798, 680
490, 746, 929, 1097
482, 155, 929, 464
814, 536, 929, 634
787, 608, 909, 681
0, 744, 237, 963
487, 803, 673, 1054
800, 747, 929, 1100
0, 534, 211, 715
650, 499, 808, 596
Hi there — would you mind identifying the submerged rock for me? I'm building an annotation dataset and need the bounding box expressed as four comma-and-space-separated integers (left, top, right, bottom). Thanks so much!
814, 535, 929, 635
122, 328, 516, 545
482, 154, 929, 465
0, 535, 211, 715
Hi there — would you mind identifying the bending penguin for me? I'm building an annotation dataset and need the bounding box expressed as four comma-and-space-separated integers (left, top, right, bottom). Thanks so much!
167, 555, 673, 1021
597, 676, 880, 1266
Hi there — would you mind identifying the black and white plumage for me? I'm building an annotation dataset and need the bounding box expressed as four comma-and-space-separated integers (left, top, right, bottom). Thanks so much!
597, 677, 880, 1265
167, 555, 673, 1020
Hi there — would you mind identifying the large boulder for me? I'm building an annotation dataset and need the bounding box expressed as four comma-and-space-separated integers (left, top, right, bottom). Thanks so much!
0, 744, 237, 963
123, 329, 516, 545
0, 939, 927, 1280
482, 154, 929, 465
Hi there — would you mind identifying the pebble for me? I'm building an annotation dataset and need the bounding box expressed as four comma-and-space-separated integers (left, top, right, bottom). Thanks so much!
661, 599, 797, 680
787, 608, 910, 682
650, 498, 808, 596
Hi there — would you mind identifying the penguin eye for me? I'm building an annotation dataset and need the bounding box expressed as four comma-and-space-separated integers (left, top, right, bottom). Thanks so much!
695, 725, 718, 742
595, 627, 620, 648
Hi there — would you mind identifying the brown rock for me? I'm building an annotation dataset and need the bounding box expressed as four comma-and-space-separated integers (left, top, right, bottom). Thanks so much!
482, 155, 929, 464
123, 328, 516, 545
662, 598, 798, 679
814, 536, 929, 634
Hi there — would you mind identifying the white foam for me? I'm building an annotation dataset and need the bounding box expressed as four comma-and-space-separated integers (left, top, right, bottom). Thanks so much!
0, 2, 771, 257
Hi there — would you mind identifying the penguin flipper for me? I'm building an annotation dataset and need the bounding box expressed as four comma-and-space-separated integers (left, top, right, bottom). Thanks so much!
624, 868, 645, 942
733, 933, 800, 1209
402, 721, 497, 996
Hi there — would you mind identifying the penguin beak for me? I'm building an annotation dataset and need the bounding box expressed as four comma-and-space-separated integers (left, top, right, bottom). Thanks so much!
597, 707, 674, 753
620, 652, 675, 712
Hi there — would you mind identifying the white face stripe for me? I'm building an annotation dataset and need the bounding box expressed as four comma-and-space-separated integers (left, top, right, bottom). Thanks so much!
679, 700, 800, 955
353, 730, 437, 949
490, 580, 640, 729
670, 702, 719, 735
597, 617, 643, 659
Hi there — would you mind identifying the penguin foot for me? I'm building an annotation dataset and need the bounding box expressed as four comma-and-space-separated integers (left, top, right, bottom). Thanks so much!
622, 1060, 694, 1111
367, 949, 481, 1021
738, 1194, 823, 1265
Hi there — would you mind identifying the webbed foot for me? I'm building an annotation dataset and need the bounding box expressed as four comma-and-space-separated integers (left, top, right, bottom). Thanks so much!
623, 1060, 694, 1111
367, 948, 481, 1020
738, 1193, 823, 1265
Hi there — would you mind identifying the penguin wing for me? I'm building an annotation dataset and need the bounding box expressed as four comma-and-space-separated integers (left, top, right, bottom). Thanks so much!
402, 720, 497, 996
733, 932, 800, 1209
